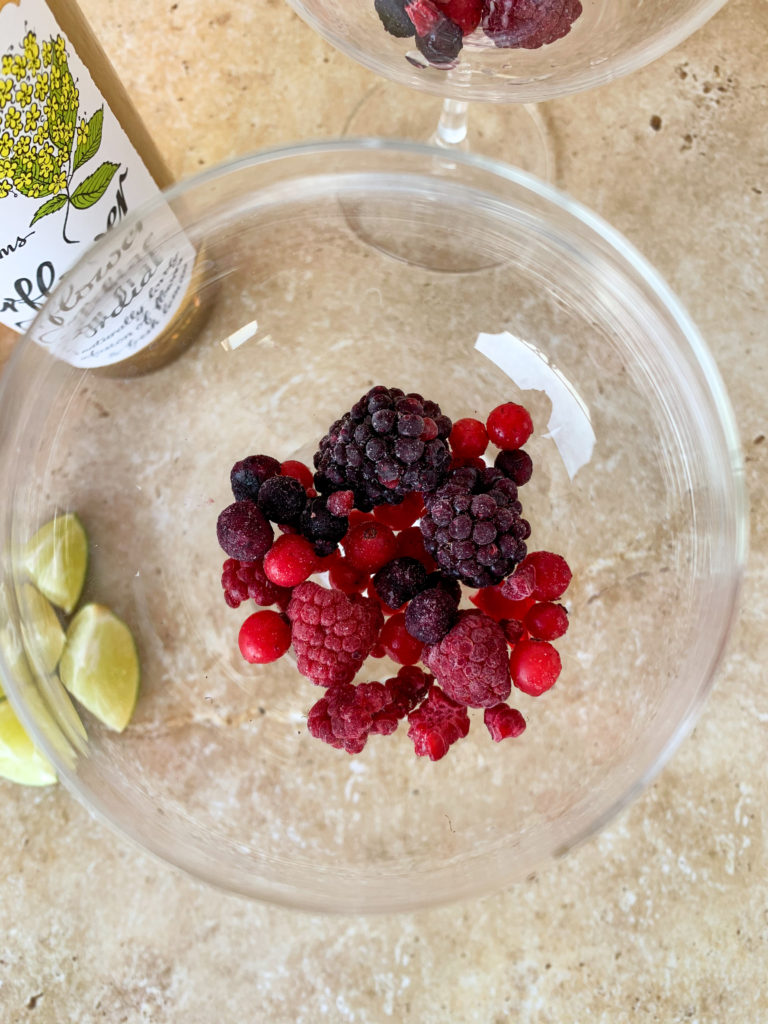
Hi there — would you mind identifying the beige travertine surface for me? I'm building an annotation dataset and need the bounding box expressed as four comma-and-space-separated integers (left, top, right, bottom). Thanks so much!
1, 0, 767, 1021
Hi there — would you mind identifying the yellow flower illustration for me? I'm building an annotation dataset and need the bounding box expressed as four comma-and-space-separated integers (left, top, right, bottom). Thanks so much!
0, 132, 11, 158
23, 32, 40, 64
0, 79, 12, 109
0, 180, 11, 198
10, 55, 26, 79
34, 72, 49, 101
1, 55, 13, 76
4, 106, 21, 134
41, 41, 52, 66
24, 102, 41, 131
77, 119, 89, 146
15, 81, 33, 107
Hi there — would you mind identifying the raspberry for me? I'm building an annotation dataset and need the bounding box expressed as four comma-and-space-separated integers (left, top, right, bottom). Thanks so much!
510, 639, 561, 696
313, 386, 452, 512
484, 704, 526, 741
374, 0, 416, 37
230, 454, 281, 503
378, 612, 424, 665
423, 610, 511, 708
217, 501, 274, 561
287, 581, 383, 686
396, 526, 437, 571
500, 561, 536, 600
494, 448, 533, 486
521, 550, 572, 600
221, 558, 292, 610
383, 665, 433, 718
344, 521, 398, 573
263, 534, 319, 587
373, 491, 424, 530
438, 0, 483, 35
327, 490, 355, 517
486, 402, 534, 450
524, 602, 568, 640
407, 685, 470, 761
280, 460, 315, 491
450, 418, 489, 459
404, 586, 458, 644
238, 610, 291, 664
257, 475, 307, 526
299, 496, 349, 557
329, 558, 370, 595
481, 0, 582, 49
420, 465, 529, 588
373, 557, 429, 609
307, 681, 391, 754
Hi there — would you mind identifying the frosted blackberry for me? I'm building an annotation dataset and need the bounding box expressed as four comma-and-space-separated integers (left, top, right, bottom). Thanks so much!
230, 454, 281, 503
257, 475, 307, 526
373, 557, 429, 609
313, 386, 453, 512
420, 465, 530, 588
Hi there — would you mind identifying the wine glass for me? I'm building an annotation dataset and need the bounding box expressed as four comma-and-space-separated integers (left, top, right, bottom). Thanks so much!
286, 0, 730, 175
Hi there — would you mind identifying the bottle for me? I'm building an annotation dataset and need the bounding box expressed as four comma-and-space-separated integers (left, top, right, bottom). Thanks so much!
0, 0, 207, 373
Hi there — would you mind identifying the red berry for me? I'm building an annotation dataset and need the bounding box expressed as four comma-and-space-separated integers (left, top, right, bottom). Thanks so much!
379, 612, 424, 665
373, 491, 424, 530
484, 704, 526, 741
238, 610, 291, 664
344, 520, 398, 573
348, 509, 376, 530
510, 640, 562, 696
439, 0, 483, 35
500, 561, 536, 601
521, 551, 572, 601
524, 602, 568, 641
263, 534, 319, 587
327, 490, 355, 517
486, 402, 533, 450
500, 617, 526, 645
280, 460, 314, 491
329, 558, 370, 595
395, 526, 437, 571
450, 417, 489, 459
470, 583, 530, 621
407, 685, 470, 761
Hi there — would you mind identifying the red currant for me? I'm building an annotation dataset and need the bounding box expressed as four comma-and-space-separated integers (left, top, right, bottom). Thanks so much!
329, 558, 370, 595
263, 534, 319, 587
379, 613, 424, 666
522, 551, 572, 601
510, 640, 562, 696
524, 602, 569, 641
373, 491, 424, 530
450, 417, 489, 459
344, 521, 398, 573
238, 610, 291, 664
486, 402, 533, 450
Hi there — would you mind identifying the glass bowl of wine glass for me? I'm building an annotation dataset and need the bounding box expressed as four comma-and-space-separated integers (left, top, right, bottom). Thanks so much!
0, 139, 745, 912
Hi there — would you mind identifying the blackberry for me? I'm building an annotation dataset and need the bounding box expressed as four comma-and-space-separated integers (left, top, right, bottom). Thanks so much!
419, 465, 530, 588
257, 475, 307, 526
298, 496, 349, 557
373, 557, 429, 609
230, 454, 281, 503
374, 0, 416, 37
314, 386, 453, 512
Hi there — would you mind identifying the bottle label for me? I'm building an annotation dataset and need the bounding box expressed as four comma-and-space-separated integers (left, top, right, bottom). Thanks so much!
0, 0, 196, 366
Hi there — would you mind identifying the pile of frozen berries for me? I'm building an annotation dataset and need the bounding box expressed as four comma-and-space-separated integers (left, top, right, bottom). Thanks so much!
216, 385, 571, 761
374, 0, 583, 68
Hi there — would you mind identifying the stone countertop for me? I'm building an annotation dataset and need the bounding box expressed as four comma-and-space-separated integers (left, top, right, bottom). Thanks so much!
1, 1, 767, 1021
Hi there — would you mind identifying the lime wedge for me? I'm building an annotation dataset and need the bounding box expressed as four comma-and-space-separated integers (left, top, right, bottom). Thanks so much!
0, 700, 57, 786
20, 584, 66, 674
59, 604, 140, 732
23, 513, 88, 615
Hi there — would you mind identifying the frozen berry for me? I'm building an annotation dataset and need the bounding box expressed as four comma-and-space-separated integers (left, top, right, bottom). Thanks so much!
230, 454, 281, 503
373, 557, 429, 609
500, 561, 536, 601
373, 491, 424, 530
484, 704, 526, 741
308, 681, 391, 754
327, 490, 355, 517
238, 610, 291, 664
522, 550, 572, 600
524, 602, 568, 640
217, 501, 274, 561
439, 0, 483, 34
287, 581, 383, 687
500, 617, 526, 645
482, 0, 582, 49
408, 0, 464, 63
263, 534, 319, 587
329, 558, 370, 595
257, 474, 307, 526
383, 665, 433, 720
486, 402, 533, 450
469, 583, 531, 622
396, 526, 437, 570
510, 639, 562, 696
379, 612, 424, 665
299, 496, 349, 557
280, 459, 315, 491
344, 520, 398, 573
450, 418, 489, 459
407, 685, 470, 761
423, 610, 511, 708
221, 558, 292, 610
494, 448, 533, 486
375, 0, 416, 37
404, 586, 459, 644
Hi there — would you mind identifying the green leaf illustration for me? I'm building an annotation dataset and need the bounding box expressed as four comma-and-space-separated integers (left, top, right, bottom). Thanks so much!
72, 108, 103, 172
30, 193, 67, 226
70, 162, 120, 210
49, 43, 80, 161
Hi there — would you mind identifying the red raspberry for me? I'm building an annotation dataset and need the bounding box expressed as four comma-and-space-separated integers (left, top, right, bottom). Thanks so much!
521, 550, 572, 600
280, 460, 314, 491
329, 558, 370, 595
263, 534, 319, 587
287, 581, 383, 686
449, 417, 489, 459
238, 610, 291, 664
307, 681, 391, 754
221, 558, 292, 610
482, 0, 582, 50
217, 501, 274, 561
372, 491, 424, 530
423, 610, 511, 708
344, 521, 398, 573
486, 402, 533, 450
484, 704, 526, 741
524, 602, 568, 640
438, 0, 483, 35
407, 685, 470, 761
500, 561, 536, 601
379, 612, 424, 665
371, 666, 434, 735
395, 526, 437, 571
510, 639, 562, 696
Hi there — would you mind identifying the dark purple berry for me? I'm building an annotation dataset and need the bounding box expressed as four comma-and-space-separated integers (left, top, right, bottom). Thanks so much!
373, 557, 429, 609
374, 0, 417, 37
257, 475, 307, 526
299, 496, 349, 557
217, 501, 274, 561
405, 586, 459, 644
230, 454, 281, 503
495, 449, 533, 486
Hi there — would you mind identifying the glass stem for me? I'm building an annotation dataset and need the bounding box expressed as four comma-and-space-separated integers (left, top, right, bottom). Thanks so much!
430, 98, 470, 151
